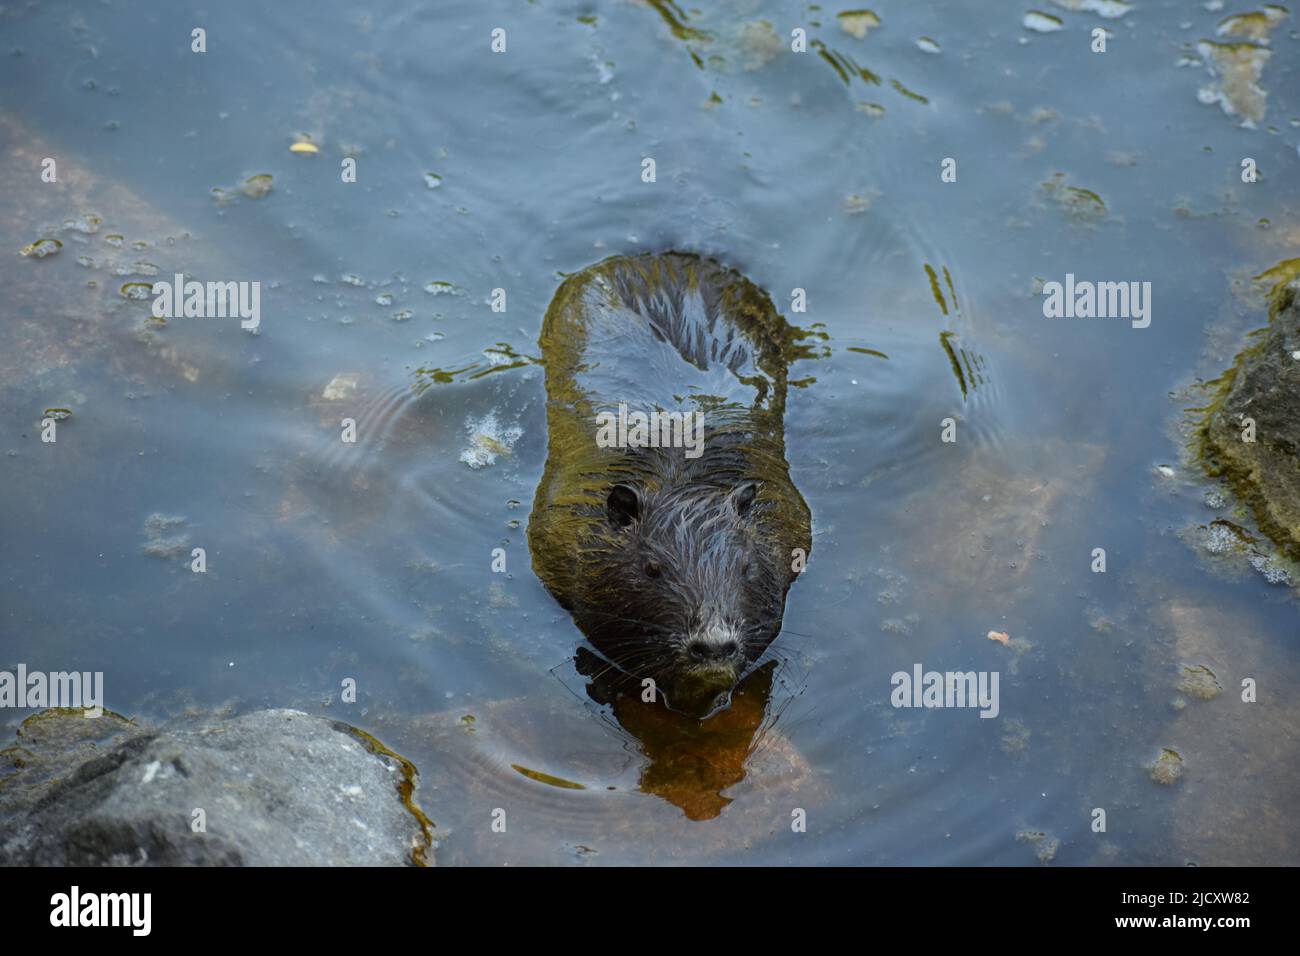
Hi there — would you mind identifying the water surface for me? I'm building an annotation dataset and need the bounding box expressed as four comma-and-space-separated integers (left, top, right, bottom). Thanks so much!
1, 0, 1297, 865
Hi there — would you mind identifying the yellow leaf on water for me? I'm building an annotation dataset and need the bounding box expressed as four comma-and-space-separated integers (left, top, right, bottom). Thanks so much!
289, 141, 319, 154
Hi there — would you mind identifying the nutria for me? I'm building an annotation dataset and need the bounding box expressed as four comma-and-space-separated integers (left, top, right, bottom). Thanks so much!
528, 252, 811, 717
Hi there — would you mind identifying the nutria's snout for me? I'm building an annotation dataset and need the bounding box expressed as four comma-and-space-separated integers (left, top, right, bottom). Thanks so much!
684, 615, 744, 666
666, 615, 748, 715
572, 479, 791, 717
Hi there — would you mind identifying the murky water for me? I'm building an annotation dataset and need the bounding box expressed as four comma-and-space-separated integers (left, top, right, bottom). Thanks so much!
2, 0, 1297, 865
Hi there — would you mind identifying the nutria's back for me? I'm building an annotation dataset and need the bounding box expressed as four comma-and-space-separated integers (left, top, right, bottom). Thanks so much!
528, 252, 811, 716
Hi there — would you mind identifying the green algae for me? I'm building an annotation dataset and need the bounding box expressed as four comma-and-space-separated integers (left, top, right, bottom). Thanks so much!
336, 722, 437, 867
643, 0, 711, 42
924, 263, 950, 316
1192, 264, 1300, 562
411, 343, 539, 393
940, 331, 966, 398
890, 78, 929, 103
812, 40, 881, 85
1042, 173, 1108, 222
511, 764, 586, 790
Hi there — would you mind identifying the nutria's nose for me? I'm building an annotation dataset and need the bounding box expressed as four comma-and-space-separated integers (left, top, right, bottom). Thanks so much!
687, 638, 739, 662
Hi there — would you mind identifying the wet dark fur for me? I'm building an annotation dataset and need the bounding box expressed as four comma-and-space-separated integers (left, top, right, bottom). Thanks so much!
528, 252, 811, 716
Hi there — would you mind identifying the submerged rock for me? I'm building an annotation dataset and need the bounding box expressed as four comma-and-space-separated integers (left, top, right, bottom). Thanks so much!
1176, 663, 1223, 701
0, 708, 432, 866
1160, 602, 1300, 864
1149, 747, 1185, 785
1015, 828, 1060, 863
1198, 279, 1300, 561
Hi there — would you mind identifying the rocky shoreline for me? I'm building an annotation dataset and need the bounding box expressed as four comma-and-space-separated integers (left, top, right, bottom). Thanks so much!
0, 708, 433, 867
1197, 275, 1300, 563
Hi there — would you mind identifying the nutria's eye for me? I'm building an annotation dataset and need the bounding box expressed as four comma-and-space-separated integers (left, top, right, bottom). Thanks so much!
644, 561, 662, 578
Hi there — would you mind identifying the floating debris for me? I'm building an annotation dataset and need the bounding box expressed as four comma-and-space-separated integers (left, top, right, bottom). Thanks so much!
424, 172, 443, 190
915, 36, 941, 54
987, 630, 1011, 645
115, 261, 160, 277
1023, 11, 1065, 32
1049, 0, 1133, 17
739, 20, 783, 70
1196, 40, 1273, 125
42, 408, 72, 421
460, 412, 523, 469
119, 282, 154, 300
321, 374, 359, 401
1217, 6, 1288, 42
844, 192, 876, 215
19, 238, 62, 258
1042, 172, 1107, 222
62, 214, 103, 234
240, 173, 274, 199
838, 9, 881, 39
424, 280, 463, 296
289, 139, 319, 154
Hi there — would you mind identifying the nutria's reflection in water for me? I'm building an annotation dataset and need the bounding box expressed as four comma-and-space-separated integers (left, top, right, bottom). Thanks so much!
576, 648, 778, 820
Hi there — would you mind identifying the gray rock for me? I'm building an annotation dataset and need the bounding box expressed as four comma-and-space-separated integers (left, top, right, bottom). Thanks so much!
0, 708, 432, 866
1200, 280, 1300, 561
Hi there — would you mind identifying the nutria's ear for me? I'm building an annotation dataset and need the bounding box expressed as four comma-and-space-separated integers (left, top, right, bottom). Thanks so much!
731, 481, 759, 517
607, 484, 640, 527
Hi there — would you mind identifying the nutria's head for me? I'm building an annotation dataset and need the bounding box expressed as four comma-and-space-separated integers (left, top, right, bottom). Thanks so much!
573, 477, 798, 718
